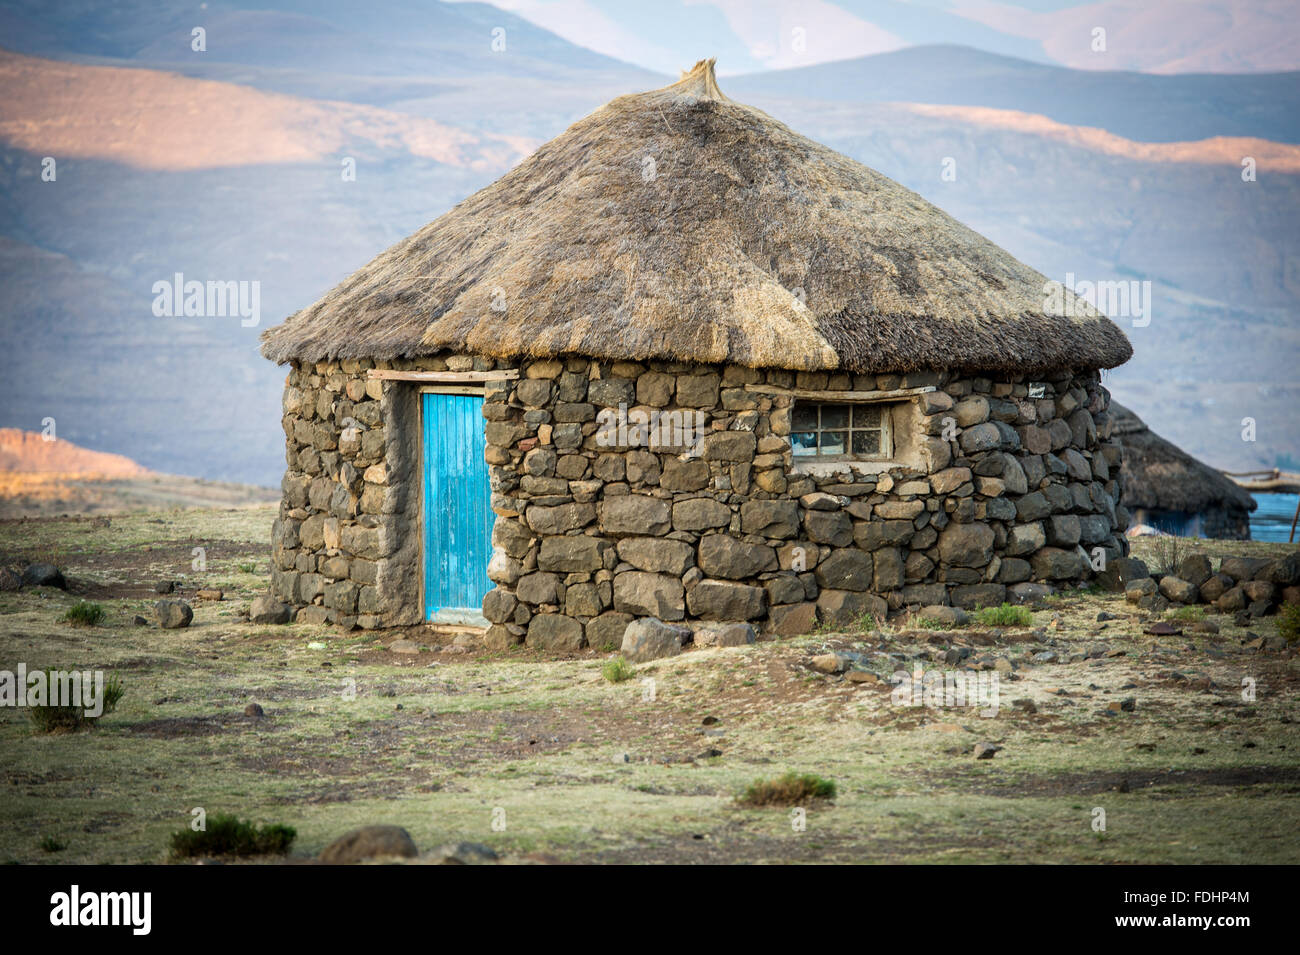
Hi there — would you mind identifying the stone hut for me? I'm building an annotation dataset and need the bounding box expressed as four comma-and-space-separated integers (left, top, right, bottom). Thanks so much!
1112, 403, 1255, 540
259, 60, 1134, 646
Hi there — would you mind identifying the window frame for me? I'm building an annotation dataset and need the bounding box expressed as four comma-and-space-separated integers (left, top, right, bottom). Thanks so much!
789, 400, 894, 463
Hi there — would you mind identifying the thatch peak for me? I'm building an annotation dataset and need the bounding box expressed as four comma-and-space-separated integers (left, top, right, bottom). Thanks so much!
261, 62, 1133, 374
662, 58, 728, 104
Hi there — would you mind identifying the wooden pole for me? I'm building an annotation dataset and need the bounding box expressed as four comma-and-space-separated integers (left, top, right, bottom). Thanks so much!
1290, 496, 1300, 544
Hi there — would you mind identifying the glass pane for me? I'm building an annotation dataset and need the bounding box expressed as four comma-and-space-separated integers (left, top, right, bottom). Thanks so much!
821, 404, 849, 429
852, 430, 881, 455
821, 431, 847, 456
852, 404, 881, 428
791, 432, 817, 457
792, 405, 818, 431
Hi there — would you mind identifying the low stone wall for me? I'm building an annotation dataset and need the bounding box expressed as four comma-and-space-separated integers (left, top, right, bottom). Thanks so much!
481, 359, 1128, 651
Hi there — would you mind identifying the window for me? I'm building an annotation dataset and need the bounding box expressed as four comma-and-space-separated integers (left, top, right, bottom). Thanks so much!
791, 402, 891, 460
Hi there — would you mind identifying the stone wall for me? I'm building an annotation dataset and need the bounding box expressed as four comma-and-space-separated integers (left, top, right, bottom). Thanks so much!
269, 353, 512, 628
480, 359, 1127, 651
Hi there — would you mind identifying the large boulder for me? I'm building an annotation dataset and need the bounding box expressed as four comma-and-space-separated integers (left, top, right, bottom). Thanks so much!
320, 825, 418, 864
525, 614, 586, 652
817, 589, 886, 629
1175, 554, 1214, 589
694, 622, 757, 648
613, 572, 685, 619
22, 563, 66, 589
739, 500, 800, 538
814, 549, 873, 591
249, 595, 291, 625
616, 537, 695, 575
621, 618, 690, 662
697, 535, 777, 579
1158, 575, 1198, 604
155, 599, 193, 629
686, 580, 766, 620
599, 495, 671, 536
767, 602, 818, 637
1095, 555, 1150, 592
938, 523, 995, 568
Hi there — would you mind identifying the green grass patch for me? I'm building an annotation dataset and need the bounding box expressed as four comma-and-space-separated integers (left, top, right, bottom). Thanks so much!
602, 657, 634, 683
1279, 603, 1300, 644
1168, 605, 1205, 623
737, 772, 837, 807
61, 601, 105, 627
972, 603, 1033, 627
27, 674, 124, 734
168, 814, 296, 860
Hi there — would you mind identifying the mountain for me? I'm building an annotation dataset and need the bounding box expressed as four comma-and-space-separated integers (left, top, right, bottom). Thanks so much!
951, 0, 1300, 74
0, 427, 148, 475
727, 45, 1300, 144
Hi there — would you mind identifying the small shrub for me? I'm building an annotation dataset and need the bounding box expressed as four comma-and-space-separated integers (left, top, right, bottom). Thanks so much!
1279, 604, 1300, 644
972, 603, 1033, 627
168, 814, 296, 859
737, 771, 837, 807
602, 657, 634, 683
1150, 535, 1186, 576
915, 616, 953, 631
28, 674, 124, 734
237, 561, 257, 574
62, 601, 105, 627
39, 836, 66, 853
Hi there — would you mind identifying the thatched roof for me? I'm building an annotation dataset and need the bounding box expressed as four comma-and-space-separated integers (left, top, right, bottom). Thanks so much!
1113, 403, 1255, 514
261, 59, 1133, 374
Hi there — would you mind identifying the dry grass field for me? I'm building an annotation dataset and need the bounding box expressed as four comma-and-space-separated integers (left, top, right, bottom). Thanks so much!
0, 506, 1296, 864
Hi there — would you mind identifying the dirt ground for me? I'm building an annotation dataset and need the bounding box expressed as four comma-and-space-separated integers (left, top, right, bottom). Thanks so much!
0, 505, 1296, 864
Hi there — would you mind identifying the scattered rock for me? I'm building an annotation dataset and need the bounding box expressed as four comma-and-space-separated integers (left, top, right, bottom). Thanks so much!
244, 703, 265, 718
621, 617, 690, 662
1012, 698, 1038, 714
810, 653, 849, 674
22, 563, 67, 590
974, 742, 1001, 759
249, 595, 292, 625
0, 568, 21, 591
1158, 575, 1198, 604
426, 841, 499, 865
155, 599, 193, 629
917, 605, 969, 628
389, 639, 421, 654
1144, 621, 1182, 636
694, 622, 756, 648
132, 615, 148, 626
320, 825, 418, 864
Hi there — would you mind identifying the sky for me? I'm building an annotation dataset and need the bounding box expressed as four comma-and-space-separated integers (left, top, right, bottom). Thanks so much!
450, 0, 1300, 75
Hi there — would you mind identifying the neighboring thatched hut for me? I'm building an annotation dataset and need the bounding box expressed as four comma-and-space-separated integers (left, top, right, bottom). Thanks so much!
1112, 403, 1255, 540
260, 60, 1134, 643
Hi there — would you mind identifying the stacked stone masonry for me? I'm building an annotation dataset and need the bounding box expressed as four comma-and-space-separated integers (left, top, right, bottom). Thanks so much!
271, 354, 1129, 644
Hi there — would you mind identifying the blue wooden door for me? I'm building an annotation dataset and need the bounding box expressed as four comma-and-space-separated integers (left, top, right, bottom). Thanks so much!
422, 392, 493, 621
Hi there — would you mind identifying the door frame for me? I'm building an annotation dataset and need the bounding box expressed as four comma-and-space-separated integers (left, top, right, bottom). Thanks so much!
419, 384, 491, 626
